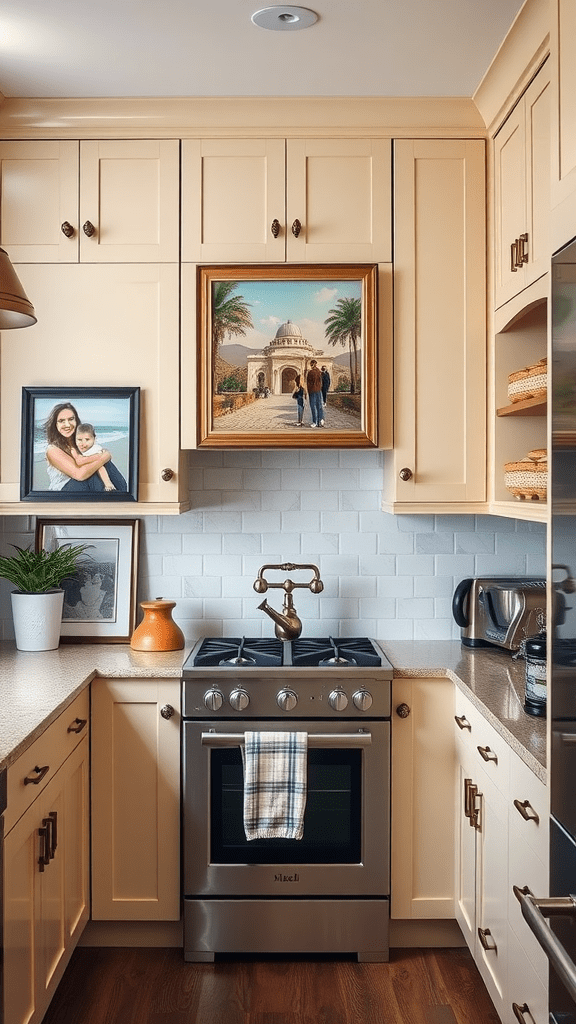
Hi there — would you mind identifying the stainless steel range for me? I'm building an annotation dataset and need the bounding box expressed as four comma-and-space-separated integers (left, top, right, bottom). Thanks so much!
181, 632, 392, 963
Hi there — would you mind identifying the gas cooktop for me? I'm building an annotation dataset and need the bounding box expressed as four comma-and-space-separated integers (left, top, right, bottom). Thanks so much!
185, 636, 385, 669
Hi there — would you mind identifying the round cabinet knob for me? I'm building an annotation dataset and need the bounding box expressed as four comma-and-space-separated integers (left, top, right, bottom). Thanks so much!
399, 468, 413, 481
353, 689, 373, 711
61, 221, 74, 237
203, 689, 224, 712
396, 703, 411, 718
277, 688, 298, 712
160, 704, 175, 720
229, 688, 250, 712
329, 688, 348, 712
161, 468, 174, 481
82, 220, 96, 237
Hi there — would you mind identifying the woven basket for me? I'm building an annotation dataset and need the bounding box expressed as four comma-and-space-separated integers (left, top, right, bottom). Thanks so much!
507, 358, 547, 403
504, 448, 547, 501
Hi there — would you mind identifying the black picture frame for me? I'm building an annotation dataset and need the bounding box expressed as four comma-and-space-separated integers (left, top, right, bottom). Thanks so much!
20, 386, 140, 502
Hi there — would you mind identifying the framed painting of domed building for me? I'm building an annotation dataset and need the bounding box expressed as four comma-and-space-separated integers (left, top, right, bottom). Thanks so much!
197, 263, 378, 448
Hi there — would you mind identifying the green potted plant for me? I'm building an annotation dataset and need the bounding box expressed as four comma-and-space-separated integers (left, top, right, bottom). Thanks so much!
0, 543, 89, 651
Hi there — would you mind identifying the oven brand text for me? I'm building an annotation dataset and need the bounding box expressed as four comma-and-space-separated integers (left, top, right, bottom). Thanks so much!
275, 872, 300, 882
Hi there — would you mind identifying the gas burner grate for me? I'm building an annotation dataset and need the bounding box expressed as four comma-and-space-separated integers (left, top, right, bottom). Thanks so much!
291, 637, 382, 668
193, 637, 283, 667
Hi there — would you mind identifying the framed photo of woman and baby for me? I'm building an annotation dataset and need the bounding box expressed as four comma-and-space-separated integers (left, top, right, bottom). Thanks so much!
20, 386, 139, 502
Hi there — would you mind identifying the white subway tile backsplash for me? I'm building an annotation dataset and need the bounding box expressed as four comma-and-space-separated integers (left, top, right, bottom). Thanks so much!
0, 450, 547, 643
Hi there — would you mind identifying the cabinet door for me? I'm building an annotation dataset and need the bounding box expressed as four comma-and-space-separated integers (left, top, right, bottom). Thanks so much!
494, 64, 550, 310
386, 139, 486, 510
79, 140, 179, 262
391, 677, 455, 919
0, 263, 185, 510
0, 141, 79, 262
551, 0, 576, 249
181, 138, 286, 262
4, 740, 89, 1024
475, 769, 509, 1022
286, 138, 391, 263
91, 677, 181, 921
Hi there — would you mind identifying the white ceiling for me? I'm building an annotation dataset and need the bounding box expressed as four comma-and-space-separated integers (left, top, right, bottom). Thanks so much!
0, 0, 526, 100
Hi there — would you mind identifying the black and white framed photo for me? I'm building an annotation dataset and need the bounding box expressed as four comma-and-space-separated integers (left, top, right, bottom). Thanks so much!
20, 386, 140, 501
35, 518, 140, 643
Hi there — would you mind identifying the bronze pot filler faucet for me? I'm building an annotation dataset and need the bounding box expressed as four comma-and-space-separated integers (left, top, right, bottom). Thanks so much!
253, 562, 324, 641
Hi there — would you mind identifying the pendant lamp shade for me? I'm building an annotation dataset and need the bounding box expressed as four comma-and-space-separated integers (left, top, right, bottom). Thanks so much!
0, 248, 36, 329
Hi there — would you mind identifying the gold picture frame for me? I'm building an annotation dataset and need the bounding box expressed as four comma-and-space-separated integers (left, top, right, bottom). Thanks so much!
197, 263, 378, 448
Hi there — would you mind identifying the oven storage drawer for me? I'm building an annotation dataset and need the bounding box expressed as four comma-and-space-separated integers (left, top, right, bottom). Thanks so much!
183, 897, 389, 962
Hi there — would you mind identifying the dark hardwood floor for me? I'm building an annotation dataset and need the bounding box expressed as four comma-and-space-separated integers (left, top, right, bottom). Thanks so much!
41, 947, 500, 1024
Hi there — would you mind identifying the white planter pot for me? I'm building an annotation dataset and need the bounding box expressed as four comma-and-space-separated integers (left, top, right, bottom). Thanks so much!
11, 589, 64, 652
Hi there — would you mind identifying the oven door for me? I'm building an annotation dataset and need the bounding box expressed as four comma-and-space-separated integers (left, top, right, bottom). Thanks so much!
183, 718, 390, 898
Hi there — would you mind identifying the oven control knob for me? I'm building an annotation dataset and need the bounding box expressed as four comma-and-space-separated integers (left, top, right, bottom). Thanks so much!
204, 688, 224, 711
328, 688, 348, 711
277, 688, 298, 712
353, 689, 373, 711
229, 688, 250, 712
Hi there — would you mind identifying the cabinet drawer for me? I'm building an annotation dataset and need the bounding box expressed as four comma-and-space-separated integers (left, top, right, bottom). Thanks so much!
5, 689, 89, 834
509, 753, 548, 864
507, 923, 548, 1024
508, 823, 549, 983
454, 694, 510, 793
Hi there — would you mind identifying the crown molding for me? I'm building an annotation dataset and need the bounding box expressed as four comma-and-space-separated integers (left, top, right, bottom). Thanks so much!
0, 95, 486, 139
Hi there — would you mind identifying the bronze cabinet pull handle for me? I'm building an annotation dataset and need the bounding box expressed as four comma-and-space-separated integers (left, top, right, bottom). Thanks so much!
455, 714, 471, 731
161, 468, 174, 481
160, 704, 175, 720
478, 927, 497, 952
68, 717, 87, 734
47, 810, 58, 857
291, 219, 302, 237
513, 798, 539, 824
395, 703, 410, 719
517, 232, 529, 264
512, 1004, 530, 1023
38, 826, 50, 872
477, 745, 498, 763
271, 219, 280, 238
24, 764, 50, 785
511, 240, 519, 271
61, 221, 74, 237
464, 778, 474, 819
83, 220, 96, 237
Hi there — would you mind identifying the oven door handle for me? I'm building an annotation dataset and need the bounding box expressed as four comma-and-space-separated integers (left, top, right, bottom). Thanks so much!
514, 885, 576, 1002
201, 731, 372, 747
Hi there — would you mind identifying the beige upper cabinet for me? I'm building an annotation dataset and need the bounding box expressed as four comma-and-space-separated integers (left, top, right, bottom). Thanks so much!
0, 139, 179, 263
383, 139, 486, 512
181, 137, 391, 263
0, 262, 188, 513
493, 61, 550, 310
551, 0, 576, 250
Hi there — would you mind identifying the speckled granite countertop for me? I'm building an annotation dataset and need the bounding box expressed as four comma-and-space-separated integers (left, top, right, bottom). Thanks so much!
381, 641, 546, 782
0, 639, 546, 783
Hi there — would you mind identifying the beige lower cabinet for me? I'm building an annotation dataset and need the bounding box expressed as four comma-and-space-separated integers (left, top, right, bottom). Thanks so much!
391, 677, 455, 919
384, 139, 486, 512
4, 736, 89, 1024
454, 690, 549, 1024
91, 677, 181, 921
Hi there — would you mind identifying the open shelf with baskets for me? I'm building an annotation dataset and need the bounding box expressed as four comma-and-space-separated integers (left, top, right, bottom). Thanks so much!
489, 290, 548, 521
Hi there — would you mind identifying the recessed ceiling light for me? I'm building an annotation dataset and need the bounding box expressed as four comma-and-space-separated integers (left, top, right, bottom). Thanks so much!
251, 6, 319, 31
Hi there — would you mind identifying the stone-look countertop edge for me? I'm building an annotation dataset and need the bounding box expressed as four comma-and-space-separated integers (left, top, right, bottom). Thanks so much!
383, 641, 546, 783
0, 640, 546, 784
0, 643, 189, 771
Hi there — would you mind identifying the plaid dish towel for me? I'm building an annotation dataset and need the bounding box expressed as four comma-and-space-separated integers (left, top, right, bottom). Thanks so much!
243, 731, 307, 841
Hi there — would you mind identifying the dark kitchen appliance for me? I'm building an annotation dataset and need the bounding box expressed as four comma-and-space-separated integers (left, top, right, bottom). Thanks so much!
181, 636, 392, 963
452, 576, 546, 649
513, 236, 576, 1021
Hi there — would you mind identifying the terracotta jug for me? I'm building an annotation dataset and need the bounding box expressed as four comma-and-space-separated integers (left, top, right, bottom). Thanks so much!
130, 599, 184, 652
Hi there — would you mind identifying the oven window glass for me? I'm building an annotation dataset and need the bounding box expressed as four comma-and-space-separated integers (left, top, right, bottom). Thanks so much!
210, 747, 362, 863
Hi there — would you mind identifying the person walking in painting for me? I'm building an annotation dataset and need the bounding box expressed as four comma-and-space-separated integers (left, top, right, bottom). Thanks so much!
321, 365, 331, 407
75, 423, 127, 491
44, 403, 126, 492
292, 374, 306, 426
306, 359, 324, 428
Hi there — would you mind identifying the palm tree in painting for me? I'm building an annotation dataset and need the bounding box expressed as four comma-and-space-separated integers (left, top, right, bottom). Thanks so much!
324, 296, 361, 394
211, 281, 253, 362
